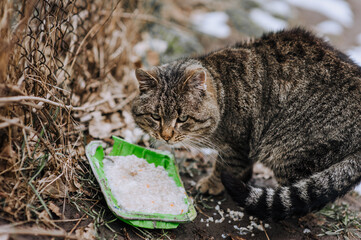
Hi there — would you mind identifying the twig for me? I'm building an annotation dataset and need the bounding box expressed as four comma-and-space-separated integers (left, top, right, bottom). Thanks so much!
0, 94, 128, 111
0, 96, 68, 109
22, 128, 31, 159
0, 117, 20, 129
194, 205, 211, 218
260, 221, 271, 240
115, 91, 138, 111
68, 200, 99, 235
26, 75, 71, 94
0, 226, 77, 239
68, 0, 122, 75
28, 154, 53, 219
0, 116, 56, 158
0, 116, 35, 133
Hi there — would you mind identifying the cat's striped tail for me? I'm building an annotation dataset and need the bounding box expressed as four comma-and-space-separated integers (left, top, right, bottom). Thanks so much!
221, 151, 361, 221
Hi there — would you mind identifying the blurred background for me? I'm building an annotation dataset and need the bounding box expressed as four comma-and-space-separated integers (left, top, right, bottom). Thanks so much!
0, 0, 360, 239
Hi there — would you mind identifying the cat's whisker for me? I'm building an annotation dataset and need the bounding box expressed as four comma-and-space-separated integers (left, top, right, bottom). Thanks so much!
185, 137, 228, 165
187, 135, 220, 153
183, 139, 228, 167
183, 138, 221, 162
179, 141, 193, 154
182, 139, 203, 153
188, 135, 221, 152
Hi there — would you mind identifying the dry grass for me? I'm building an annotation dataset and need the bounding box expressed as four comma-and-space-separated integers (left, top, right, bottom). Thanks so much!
2, 1, 359, 239
0, 0, 148, 233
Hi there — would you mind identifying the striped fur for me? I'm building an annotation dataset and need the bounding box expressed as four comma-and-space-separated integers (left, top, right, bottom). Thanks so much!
222, 152, 361, 220
131, 28, 361, 220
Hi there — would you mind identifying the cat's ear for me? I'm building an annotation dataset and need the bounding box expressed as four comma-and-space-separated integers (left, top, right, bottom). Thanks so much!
183, 69, 207, 91
135, 68, 158, 92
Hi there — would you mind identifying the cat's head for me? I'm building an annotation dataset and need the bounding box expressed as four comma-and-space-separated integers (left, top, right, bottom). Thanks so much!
131, 60, 220, 145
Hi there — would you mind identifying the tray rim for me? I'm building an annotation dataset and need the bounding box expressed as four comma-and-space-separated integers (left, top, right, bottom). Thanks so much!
85, 136, 197, 224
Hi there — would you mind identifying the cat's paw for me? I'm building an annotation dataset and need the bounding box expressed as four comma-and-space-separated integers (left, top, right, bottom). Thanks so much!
196, 175, 225, 195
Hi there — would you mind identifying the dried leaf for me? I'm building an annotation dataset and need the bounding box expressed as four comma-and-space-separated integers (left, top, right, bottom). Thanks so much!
39, 174, 75, 198
48, 202, 62, 218
75, 223, 96, 240
38, 210, 51, 224
89, 112, 124, 139
230, 235, 246, 240
0, 143, 16, 177
0, 142, 16, 162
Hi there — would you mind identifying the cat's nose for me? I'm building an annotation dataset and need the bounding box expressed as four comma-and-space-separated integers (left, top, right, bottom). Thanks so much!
163, 135, 171, 141
160, 127, 174, 142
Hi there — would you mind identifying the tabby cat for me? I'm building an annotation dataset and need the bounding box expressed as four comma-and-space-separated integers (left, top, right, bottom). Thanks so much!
131, 28, 361, 221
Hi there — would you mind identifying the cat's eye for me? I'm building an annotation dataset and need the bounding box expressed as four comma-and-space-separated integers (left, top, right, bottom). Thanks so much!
177, 115, 189, 123
151, 114, 161, 121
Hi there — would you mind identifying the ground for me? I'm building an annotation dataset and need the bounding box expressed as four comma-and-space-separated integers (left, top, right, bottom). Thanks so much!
1, 0, 361, 239
20, 154, 361, 240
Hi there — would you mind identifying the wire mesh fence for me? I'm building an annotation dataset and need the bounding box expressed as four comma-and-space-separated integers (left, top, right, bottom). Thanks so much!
0, 0, 142, 221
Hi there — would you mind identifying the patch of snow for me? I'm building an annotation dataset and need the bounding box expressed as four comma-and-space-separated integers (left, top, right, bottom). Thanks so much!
249, 8, 288, 31
354, 183, 361, 195
262, 1, 292, 18
191, 12, 231, 39
133, 38, 168, 57
121, 127, 144, 144
316, 20, 343, 35
347, 46, 361, 66
286, 0, 353, 27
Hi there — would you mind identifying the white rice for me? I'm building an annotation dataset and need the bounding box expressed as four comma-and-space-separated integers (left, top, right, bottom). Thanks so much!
103, 155, 188, 215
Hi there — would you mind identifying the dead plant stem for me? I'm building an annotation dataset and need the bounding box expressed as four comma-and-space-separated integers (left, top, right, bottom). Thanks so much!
0, 94, 127, 111
0, 226, 78, 239
261, 221, 271, 240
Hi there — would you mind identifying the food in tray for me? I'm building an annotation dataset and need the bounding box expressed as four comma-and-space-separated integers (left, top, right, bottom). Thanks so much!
103, 155, 188, 215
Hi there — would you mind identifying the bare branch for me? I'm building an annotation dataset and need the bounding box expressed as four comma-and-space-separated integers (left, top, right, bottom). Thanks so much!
0, 94, 132, 111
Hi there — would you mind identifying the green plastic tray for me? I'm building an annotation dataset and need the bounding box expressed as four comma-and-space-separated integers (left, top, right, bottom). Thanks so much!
85, 136, 197, 229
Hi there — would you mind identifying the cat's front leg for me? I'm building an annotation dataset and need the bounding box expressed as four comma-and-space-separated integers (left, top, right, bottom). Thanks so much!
196, 160, 225, 195
197, 155, 253, 195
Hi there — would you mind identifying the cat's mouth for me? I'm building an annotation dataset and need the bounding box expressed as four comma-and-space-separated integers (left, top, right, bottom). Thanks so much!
151, 132, 184, 145
158, 136, 179, 145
